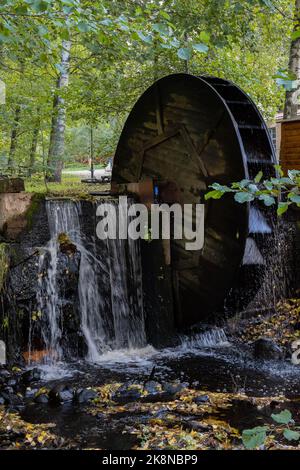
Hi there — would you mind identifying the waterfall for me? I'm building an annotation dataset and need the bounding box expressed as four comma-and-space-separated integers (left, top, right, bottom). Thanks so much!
239, 205, 295, 313
35, 199, 146, 364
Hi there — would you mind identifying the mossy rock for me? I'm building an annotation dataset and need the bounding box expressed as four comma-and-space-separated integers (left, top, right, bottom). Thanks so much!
57, 232, 77, 255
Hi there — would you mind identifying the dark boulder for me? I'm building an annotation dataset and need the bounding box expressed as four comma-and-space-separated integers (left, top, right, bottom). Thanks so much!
25, 387, 38, 398
144, 381, 162, 395
49, 384, 74, 403
74, 388, 97, 404
112, 383, 143, 404
7, 378, 18, 388
0, 390, 23, 406
163, 382, 186, 397
193, 394, 210, 405
0, 368, 10, 378
253, 338, 283, 361
21, 368, 42, 385
34, 393, 49, 404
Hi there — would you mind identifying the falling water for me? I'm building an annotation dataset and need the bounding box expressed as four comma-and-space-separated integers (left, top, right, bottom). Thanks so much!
241, 205, 295, 312
35, 199, 146, 364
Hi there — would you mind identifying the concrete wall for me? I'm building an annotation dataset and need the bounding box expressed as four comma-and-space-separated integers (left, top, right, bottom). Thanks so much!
0, 192, 33, 239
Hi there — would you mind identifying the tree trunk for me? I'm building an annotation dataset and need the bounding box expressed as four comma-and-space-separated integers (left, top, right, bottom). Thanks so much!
284, 0, 300, 119
184, 32, 189, 74
29, 110, 40, 175
7, 105, 21, 170
47, 40, 71, 182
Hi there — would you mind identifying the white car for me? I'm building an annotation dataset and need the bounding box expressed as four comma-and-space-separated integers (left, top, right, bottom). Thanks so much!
98, 159, 112, 182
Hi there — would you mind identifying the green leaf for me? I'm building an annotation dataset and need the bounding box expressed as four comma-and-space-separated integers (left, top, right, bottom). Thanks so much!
288, 169, 300, 180
258, 194, 276, 206
288, 193, 300, 204
153, 23, 170, 36
170, 37, 180, 48
248, 183, 259, 193
77, 22, 91, 33
234, 192, 255, 203
292, 29, 300, 41
264, 181, 273, 190
254, 171, 263, 183
100, 19, 112, 26
193, 43, 209, 53
177, 47, 192, 61
31, 0, 48, 12
239, 179, 251, 188
242, 426, 268, 449
160, 11, 171, 21
277, 202, 289, 216
205, 190, 224, 200
283, 429, 300, 441
271, 409, 293, 425
274, 164, 284, 177
136, 31, 152, 43
210, 183, 232, 192
199, 31, 210, 43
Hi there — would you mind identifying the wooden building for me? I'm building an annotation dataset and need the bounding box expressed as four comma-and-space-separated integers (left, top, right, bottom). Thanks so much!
278, 118, 300, 174
269, 116, 300, 174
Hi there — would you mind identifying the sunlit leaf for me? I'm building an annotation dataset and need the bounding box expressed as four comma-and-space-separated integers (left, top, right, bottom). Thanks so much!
271, 409, 293, 425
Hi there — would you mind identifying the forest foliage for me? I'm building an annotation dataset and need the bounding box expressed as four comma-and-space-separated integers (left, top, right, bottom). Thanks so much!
0, 0, 297, 180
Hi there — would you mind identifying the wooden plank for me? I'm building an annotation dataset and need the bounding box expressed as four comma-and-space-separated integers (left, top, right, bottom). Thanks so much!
281, 128, 300, 137
281, 135, 300, 145
282, 122, 300, 131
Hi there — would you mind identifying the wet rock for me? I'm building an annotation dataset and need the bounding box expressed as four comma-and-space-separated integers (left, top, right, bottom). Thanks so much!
112, 383, 143, 404
25, 387, 38, 398
253, 338, 283, 361
57, 233, 77, 255
7, 378, 17, 388
0, 368, 10, 378
144, 381, 162, 395
74, 388, 97, 404
21, 368, 42, 385
49, 384, 74, 403
34, 393, 49, 404
193, 394, 210, 404
163, 382, 186, 397
293, 322, 300, 331
142, 382, 186, 403
0, 395, 5, 405
184, 420, 212, 432
0, 390, 23, 406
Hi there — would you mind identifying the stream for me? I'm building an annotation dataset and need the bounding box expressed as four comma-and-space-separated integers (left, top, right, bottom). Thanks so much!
18, 332, 300, 450
1, 199, 299, 450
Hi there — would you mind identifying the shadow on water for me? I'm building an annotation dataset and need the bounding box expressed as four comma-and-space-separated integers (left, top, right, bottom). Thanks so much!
21, 402, 139, 450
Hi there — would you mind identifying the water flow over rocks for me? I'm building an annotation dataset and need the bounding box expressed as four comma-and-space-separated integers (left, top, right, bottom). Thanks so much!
32, 199, 146, 364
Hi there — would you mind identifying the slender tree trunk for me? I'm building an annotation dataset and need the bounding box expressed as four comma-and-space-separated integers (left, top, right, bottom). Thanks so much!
47, 40, 71, 182
184, 32, 189, 74
7, 105, 21, 169
284, 0, 300, 119
90, 126, 94, 179
29, 110, 40, 175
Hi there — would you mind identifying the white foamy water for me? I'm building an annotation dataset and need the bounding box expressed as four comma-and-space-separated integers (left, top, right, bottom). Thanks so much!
35, 199, 146, 365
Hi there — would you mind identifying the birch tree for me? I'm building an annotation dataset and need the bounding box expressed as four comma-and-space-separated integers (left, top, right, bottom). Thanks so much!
284, 0, 300, 119
46, 40, 71, 182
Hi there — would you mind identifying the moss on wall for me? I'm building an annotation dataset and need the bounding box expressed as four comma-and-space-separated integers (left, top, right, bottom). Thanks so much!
0, 243, 9, 292
24, 193, 45, 230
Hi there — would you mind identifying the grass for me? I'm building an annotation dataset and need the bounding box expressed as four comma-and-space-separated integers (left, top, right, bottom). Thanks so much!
25, 174, 110, 197
63, 163, 104, 172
